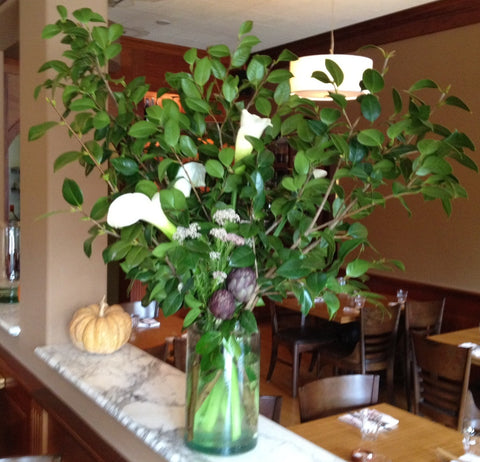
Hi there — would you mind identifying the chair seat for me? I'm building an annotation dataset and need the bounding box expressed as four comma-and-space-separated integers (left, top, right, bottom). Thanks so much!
266, 299, 338, 397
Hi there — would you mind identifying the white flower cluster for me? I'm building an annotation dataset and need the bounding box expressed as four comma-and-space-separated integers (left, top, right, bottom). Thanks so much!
212, 271, 228, 284
213, 209, 240, 226
173, 223, 201, 244
209, 228, 245, 246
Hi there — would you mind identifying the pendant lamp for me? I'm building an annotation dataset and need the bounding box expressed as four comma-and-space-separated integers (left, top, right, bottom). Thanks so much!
289, 0, 373, 101
289, 53, 373, 101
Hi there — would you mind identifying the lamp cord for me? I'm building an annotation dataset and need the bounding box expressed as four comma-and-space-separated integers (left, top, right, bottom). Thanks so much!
329, 0, 335, 54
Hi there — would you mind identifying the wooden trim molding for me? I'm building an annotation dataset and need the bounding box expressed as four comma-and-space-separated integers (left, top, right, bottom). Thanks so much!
366, 273, 480, 332
262, 0, 480, 57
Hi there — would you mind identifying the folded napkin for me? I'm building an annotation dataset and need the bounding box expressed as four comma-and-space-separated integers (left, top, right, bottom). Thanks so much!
459, 342, 480, 359
458, 454, 480, 461
138, 318, 160, 328
339, 409, 399, 431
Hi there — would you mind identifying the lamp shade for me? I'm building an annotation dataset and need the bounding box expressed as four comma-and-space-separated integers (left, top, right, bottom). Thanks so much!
289, 54, 373, 101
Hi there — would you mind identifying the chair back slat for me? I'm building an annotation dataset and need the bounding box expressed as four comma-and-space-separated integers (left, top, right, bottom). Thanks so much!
404, 298, 446, 411
259, 395, 283, 423
412, 334, 471, 430
361, 303, 402, 373
298, 374, 380, 423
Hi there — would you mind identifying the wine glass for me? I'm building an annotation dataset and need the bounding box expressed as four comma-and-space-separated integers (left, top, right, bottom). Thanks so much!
396, 289, 408, 304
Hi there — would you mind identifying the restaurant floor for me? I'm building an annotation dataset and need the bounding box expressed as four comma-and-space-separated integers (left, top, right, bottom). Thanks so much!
258, 320, 409, 427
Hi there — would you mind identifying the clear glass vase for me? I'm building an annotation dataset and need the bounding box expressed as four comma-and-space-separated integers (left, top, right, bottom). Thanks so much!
184, 323, 260, 455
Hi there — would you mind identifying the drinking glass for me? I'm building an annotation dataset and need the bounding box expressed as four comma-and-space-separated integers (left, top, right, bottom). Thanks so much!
463, 418, 480, 455
354, 294, 366, 310
396, 289, 408, 304
360, 408, 381, 441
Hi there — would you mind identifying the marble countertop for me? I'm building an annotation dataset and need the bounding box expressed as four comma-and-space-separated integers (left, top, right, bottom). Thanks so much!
0, 302, 21, 336
35, 343, 346, 462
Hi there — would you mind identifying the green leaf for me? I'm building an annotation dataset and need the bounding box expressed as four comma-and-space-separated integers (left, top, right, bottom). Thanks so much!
254, 97, 271, 119
164, 118, 180, 147
362, 69, 384, 93
230, 245, 255, 267
267, 69, 292, 84
162, 291, 183, 317
53, 151, 82, 172
92, 26, 109, 49
231, 46, 251, 68
42, 24, 61, 39
73, 7, 105, 24
108, 23, 124, 43
347, 222, 368, 239
360, 94, 381, 122
93, 111, 110, 129
28, 121, 58, 141
320, 108, 341, 125
276, 258, 311, 279
346, 259, 371, 278
90, 197, 109, 220
276, 49, 297, 62
179, 135, 198, 158
205, 159, 224, 178
105, 43, 122, 60
294, 151, 309, 175
57, 5, 67, 20
358, 129, 384, 147
325, 59, 344, 86
238, 20, 253, 36
323, 291, 340, 318
273, 80, 291, 105
445, 96, 470, 112
219, 147, 235, 167
208, 44, 230, 58
62, 178, 83, 207
183, 307, 202, 328
392, 88, 402, 114
196, 331, 222, 355
239, 310, 258, 334
70, 98, 96, 111
247, 56, 265, 84
193, 56, 212, 86
409, 79, 438, 92
128, 120, 157, 138
111, 157, 139, 176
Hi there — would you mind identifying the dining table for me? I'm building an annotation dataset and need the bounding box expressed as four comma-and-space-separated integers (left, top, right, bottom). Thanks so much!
276, 293, 361, 324
288, 402, 465, 462
429, 327, 480, 366
277, 292, 401, 324
129, 309, 185, 355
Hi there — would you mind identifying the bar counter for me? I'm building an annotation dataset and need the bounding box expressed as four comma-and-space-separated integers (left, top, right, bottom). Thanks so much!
0, 303, 345, 462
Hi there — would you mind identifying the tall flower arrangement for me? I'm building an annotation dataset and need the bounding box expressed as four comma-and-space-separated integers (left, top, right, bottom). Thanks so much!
30, 5, 475, 378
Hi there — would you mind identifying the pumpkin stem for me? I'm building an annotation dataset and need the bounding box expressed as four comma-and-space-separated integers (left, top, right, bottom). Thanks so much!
99, 295, 108, 317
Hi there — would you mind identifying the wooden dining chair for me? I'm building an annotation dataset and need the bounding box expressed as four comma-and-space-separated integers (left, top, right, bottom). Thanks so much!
319, 303, 402, 403
297, 374, 380, 423
172, 335, 187, 372
259, 395, 283, 423
265, 299, 337, 397
412, 334, 471, 430
404, 298, 446, 411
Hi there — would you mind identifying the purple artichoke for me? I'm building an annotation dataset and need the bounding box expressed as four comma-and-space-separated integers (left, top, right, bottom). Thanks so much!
209, 289, 236, 320
227, 268, 256, 303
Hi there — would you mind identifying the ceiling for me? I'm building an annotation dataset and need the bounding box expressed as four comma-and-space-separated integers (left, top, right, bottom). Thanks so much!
108, 0, 438, 51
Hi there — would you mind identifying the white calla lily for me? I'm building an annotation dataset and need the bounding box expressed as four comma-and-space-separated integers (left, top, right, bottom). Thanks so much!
234, 109, 272, 162
313, 168, 328, 179
107, 192, 176, 240
174, 162, 207, 197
